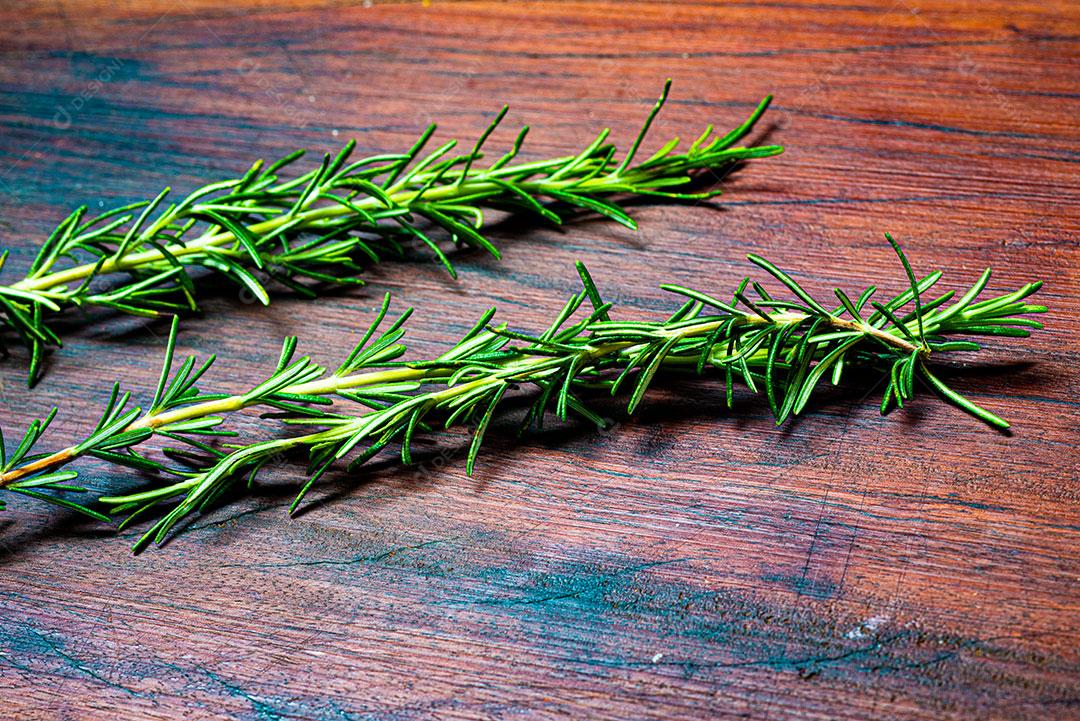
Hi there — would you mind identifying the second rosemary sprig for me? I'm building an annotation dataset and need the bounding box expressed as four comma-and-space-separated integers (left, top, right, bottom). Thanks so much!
0, 80, 781, 384
0, 237, 1045, 550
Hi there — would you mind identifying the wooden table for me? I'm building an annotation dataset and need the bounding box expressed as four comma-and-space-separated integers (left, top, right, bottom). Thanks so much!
0, 1, 1077, 719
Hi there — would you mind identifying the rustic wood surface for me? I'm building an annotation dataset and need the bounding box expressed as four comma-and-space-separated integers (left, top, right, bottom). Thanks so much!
0, 1, 1077, 719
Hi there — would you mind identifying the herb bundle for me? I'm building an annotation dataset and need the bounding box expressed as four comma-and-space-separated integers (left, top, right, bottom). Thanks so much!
0, 238, 1045, 551
0, 81, 781, 385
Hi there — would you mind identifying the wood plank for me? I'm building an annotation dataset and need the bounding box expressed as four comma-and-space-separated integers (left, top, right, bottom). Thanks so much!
0, 1, 1076, 719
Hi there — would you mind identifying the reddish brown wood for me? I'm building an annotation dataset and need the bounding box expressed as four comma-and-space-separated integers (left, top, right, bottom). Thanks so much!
0, 1, 1077, 719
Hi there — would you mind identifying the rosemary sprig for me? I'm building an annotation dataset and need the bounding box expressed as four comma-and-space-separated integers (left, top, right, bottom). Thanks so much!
0, 81, 781, 385
0, 238, 1045, 551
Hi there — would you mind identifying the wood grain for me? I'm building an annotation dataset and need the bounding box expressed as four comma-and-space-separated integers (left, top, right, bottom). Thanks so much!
0, 1, 1077, 719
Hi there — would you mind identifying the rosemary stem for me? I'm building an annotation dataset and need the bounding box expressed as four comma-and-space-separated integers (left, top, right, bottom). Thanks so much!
0, 87, 785, 387
0, 306, 921, 490
826, 315, 925, 356
9, 145, 766, 298
0, 365, 430, 487
0, 243, 1047, 548
7, 182, 494, 294
85, 313, 923, 511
